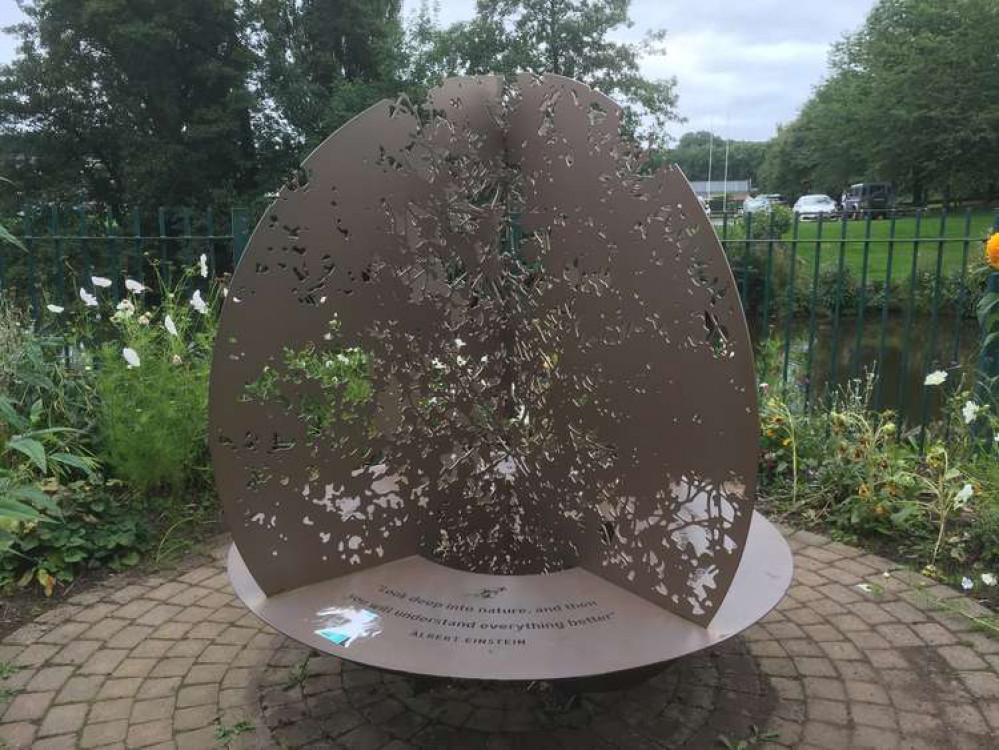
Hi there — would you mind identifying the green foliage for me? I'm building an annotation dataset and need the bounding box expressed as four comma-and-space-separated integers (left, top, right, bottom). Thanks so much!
214, 720, 255, 745
0, 478, 151, 596
0, 305, 96, 545
759, 366, 999, 580
0, 0, 258, 213
760, 0, 999, 203
0, 0, 681, 209
0, 263, 221, 594
655, 131, 770, 185
94, 270, 216, 497
245, 326, 372, 439
250, 0, 406, 153
408, 0, 679, 146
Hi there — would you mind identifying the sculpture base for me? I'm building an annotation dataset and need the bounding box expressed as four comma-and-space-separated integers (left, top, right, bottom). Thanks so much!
228, 511, 792, 682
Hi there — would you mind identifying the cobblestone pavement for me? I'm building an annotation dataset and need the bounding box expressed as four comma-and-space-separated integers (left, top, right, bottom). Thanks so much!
2, 528, 998, 749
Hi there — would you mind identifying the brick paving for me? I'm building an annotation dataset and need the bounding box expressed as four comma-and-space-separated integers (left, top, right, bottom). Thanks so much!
1, 529, 997, 749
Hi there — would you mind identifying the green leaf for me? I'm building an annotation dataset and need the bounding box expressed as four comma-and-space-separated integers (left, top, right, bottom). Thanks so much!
0, 529, 15, 552
9, 487, 60, 515
7, 437, 47, 474
50, 453, 97, 476
891, 504, 919, 525
0, 496, 44, 522
0, 397, 28, 432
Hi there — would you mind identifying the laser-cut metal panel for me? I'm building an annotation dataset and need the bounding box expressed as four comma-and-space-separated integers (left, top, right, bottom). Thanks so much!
209, 74, 757, 626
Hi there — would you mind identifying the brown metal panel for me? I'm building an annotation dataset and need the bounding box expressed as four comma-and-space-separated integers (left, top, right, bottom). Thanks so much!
210, 75, 759, 627
226, 511, 791, 680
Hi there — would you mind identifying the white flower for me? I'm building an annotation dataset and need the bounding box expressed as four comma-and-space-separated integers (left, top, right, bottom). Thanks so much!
164, 314, 178, 337
91, 275, 112, 288
171, 354, 183, 365
924, 370, 948, 386
981, 573, 997, 587
856, 583, 874, 593
954, 483, 974, 508
124, 278, 146, 294
138, 313, 151, 326
46, 304, 64, 314
454, 337, 466, 349
961, 576, 974, 592
337, 354, 350, 364
122, 347, 140, 369
115, 299, 135, 318
190, 289, 208, 315
199, 253, 208, 278
961, 400, 981, 425
79, 288, 98, 307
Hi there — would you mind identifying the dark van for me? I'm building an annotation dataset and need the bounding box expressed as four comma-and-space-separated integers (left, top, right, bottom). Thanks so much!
843, 183, 895, 219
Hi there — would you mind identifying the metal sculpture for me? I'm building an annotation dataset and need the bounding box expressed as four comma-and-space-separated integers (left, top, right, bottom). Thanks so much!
211, 74, 792, 681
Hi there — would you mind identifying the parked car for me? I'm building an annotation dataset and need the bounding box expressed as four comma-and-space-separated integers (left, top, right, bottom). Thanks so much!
761, 193, 788, 206
793, 194, 838, 221
743, 195, 771, 213
842, 182, 895, 219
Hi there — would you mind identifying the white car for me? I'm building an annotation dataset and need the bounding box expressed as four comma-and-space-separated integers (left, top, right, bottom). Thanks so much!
793, 194, 838, 221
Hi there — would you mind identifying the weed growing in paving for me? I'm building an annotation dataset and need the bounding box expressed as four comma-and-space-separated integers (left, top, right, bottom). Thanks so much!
214, 719, 255, 746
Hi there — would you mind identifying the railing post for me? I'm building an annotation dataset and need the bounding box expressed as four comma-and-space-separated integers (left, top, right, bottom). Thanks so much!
231, 207, 250, 268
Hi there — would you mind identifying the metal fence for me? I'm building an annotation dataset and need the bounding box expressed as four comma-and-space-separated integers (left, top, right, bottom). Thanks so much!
0, 205, 254, 318
0, 204, 994, 437
716, 206, 996, 442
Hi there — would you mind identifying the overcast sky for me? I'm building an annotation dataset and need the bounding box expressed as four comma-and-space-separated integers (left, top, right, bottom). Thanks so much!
0, 0, 877, 142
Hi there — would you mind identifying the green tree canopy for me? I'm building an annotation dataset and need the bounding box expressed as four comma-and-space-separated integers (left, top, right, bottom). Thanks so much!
0, 0, 258, 214
761, 0, 999, 203
0, 0, 682, 210
249, 0, 406, 149
656, 131, 769, 186
409, 0, 679, 146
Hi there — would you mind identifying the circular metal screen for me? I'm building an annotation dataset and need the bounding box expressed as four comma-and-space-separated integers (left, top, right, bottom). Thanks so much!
210, 74, 759, 628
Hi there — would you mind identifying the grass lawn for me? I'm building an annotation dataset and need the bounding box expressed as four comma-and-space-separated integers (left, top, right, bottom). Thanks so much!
720, 209, 996, 284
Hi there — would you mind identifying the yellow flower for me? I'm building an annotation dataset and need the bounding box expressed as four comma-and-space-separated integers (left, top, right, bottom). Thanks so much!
782, 437, 792, 447
858, 483, 872, 498
987, 232, 999, 270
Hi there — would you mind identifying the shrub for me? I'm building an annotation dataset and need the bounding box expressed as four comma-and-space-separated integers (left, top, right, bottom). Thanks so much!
0, 478, 151, 595
94, 268, 218, 497
758, 362, 998, 581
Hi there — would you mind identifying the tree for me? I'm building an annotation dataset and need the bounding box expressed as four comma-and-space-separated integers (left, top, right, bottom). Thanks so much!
659, 131, 769, 186
409, 0, 679, 146
0, 0, 258, 215
761, 0, 999, 204
249, 0, 406, 152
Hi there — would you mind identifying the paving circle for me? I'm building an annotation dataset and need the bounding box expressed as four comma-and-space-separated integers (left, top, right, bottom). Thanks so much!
2, 529, 998, 749
257, 640, 774, 748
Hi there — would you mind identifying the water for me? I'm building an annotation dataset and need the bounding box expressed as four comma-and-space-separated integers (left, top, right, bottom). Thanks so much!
753, 314, 981, 424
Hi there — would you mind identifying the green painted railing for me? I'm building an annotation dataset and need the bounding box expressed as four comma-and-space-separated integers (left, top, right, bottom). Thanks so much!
0, 206, 252, 319
0, 204, 995, 440
717, 207, 995, 437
